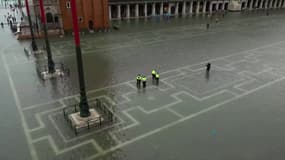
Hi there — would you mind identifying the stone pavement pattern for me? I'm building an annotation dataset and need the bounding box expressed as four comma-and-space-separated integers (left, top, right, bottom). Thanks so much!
2, 7, 285, 160
20, 41, 285, 160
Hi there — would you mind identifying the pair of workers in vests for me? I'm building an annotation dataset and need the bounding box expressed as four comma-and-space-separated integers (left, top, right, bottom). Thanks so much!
136, 70, 160, 88
136, 74, 147, 88
151, 70, 160, 85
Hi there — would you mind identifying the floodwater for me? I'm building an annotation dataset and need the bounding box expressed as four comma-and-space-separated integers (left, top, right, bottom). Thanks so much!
1, 5, 285, 160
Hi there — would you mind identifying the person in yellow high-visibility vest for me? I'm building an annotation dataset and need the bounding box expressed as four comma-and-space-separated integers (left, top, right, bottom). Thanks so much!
136, 74, 142, 88
151, 70, 156, 80
155, 73, 160, 85
142, 76, 147, 88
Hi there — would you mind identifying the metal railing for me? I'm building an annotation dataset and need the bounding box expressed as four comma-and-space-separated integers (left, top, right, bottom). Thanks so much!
63, 98, 115, 135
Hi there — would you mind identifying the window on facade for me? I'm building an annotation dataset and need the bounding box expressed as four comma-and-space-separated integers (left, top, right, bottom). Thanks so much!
66, 1, 71, 8
79, 17, 83, 23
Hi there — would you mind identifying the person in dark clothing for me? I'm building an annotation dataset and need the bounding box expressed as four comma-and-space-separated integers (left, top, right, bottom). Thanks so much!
206, 63, 211, 72
206, 23, 210, 30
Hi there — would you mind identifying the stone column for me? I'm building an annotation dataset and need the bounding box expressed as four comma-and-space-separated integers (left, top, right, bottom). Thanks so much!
264, 0, 268, 8
160, 2, 164, 15
175, 2, 179, 15
249, 0, 254, 9
279, 0, 283, 7
152, 3, 156, 16
222, 1, 226, 10
269, 0, 273, 8
182, 1, 186, 15
203, 1, 207, 13
144, 3, 147, 17
209, 2, 212, 13
254, 0, 259, 8
117, 5, 121, 19
273, 0, 278, 8
277, 0, 282, 7
259, 0, 264, 8
196, 1, 200, 13
109, 5, 112, 20
272, 0, 276, 8
190, 1, 193, 14
277, 0, 280, 8
126, 4, 130, 18
135, 4, 139, 17
216, 2, 219, 10
168, 3, 171, 15
283, 0, 285, 7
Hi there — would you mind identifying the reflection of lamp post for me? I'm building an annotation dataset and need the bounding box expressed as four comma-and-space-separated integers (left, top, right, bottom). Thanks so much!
35, 15, 39, 35
39, 0, 55, 73
24, 0, 37, 51
70, 0, 90, 117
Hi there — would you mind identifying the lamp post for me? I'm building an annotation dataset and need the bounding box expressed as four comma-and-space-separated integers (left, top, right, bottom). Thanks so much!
39, 0, 55, 73
70, 0, 90, 117
24, 0, 37, 51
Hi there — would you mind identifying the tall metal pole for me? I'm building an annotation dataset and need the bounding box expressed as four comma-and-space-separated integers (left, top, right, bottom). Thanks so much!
39, 0, 55, 73
70, 0, 90, 117
24, 0, 37, 51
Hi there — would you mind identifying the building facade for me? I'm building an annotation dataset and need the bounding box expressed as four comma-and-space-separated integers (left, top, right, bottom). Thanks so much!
23, 0, 285, 33
108, 0, 285, 20
27, 0, 109, 34
31, 0, 63, 34
59, 0, 109, 31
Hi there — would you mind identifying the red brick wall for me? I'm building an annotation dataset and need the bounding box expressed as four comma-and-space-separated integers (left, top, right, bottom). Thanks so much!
60, 0, 109, 31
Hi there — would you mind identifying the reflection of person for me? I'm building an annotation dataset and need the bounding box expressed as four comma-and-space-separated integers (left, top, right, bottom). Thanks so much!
1, 22, 4, 28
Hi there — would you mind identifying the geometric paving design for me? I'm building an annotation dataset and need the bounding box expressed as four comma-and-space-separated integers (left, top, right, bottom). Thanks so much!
11, 40, 285, 160
2, 7, 285, 159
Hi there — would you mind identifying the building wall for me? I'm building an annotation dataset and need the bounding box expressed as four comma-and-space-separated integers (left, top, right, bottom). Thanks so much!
31, 0, 63, 34
60, 0, 109, 31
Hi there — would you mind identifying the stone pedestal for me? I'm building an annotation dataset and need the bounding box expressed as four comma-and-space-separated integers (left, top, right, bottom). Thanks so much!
40, 68, 65, 80
69, 109, 103, 129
